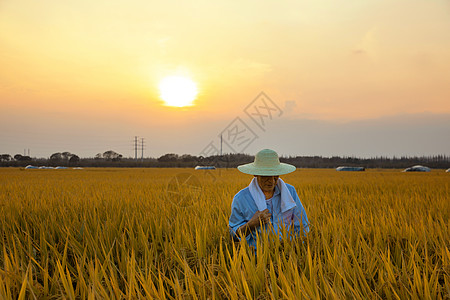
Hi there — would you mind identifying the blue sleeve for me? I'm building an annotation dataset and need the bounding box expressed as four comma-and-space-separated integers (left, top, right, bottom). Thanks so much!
291, 188, 310, 236
229, 196, 247, 241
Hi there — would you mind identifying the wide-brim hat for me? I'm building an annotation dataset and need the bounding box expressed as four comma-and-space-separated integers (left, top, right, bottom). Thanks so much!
237, 149, 296, 176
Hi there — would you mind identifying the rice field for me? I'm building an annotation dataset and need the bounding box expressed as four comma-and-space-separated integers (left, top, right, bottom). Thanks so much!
0, 168, 449, 299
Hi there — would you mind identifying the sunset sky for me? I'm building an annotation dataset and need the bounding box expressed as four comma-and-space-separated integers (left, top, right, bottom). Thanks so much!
1, 0, 449, 158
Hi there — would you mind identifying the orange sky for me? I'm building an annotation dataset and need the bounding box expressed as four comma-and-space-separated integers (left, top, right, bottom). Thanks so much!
1, 1, 450, 158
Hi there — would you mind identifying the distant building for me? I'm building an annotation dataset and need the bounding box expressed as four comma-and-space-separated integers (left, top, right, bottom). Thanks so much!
336, 166, 365, 171
195, 166, 216, 170
402, 165, 430, 172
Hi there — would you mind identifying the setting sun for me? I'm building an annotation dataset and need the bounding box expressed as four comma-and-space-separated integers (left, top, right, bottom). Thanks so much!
159, 76, 198, 107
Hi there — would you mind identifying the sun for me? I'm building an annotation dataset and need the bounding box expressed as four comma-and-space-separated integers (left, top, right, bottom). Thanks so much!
159, 76, 198, 107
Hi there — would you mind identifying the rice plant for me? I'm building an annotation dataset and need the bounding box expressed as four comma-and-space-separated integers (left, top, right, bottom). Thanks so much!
0, 168, 448, 298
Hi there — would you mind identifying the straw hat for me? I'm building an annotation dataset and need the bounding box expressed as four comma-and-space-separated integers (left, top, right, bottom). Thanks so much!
237, 149, 296, 176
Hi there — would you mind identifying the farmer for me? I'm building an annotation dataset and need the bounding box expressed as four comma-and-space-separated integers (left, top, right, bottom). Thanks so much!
229, 149, 309, 248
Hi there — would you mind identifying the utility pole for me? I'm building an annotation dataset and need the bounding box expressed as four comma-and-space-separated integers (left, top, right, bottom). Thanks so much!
220, 134, 223, 156
134, 136, 138, 161
140, 138, 145, 162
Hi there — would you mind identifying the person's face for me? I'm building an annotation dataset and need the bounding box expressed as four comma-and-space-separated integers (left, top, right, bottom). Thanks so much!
255, 175, 279, 193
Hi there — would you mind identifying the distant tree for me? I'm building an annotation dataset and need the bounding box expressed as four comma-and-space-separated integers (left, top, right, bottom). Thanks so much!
50, 152, 63, 161
0, 154, 12, 161
158, 153, 179, 162
94, 153, 103, 160
61, 152, 72, 160
14, 154, 31, 161
103, 150, 122, 161
180, 154, 197, 162
50, 152, 79, 162
69, 155, 80, 163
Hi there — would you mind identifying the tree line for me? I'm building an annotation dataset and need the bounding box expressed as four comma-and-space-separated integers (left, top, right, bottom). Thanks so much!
1, 151, 449, 169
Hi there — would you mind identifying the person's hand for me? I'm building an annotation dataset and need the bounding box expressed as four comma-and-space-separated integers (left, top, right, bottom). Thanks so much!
248, 209, 271, 229
236, 209, 271, 237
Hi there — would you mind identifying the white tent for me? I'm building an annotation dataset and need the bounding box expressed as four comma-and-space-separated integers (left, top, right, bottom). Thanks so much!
446, 168, 450, 173
402, 165, 430, 172
25, 165, 38, 169
336, 166, 365, 171
195, 166, 216, 170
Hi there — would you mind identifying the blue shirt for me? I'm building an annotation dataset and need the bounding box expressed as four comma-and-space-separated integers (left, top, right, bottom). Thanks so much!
229, 183, 310, 248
